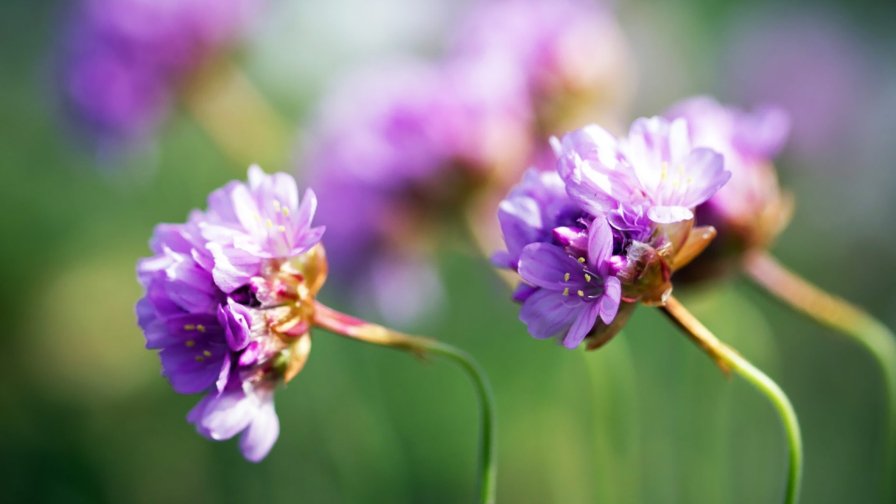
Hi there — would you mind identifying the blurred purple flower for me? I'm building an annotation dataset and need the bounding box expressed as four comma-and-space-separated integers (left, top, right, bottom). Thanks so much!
725, 11, 871, 164
305, 60, 531, 324
496, 117, 730, 347
450, 0, 633, 132
137, 166, 324, 461
59, 0, 261, 152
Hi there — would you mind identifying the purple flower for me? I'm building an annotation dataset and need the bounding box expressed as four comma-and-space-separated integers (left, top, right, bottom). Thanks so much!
137, 166, 324, 461
497, 117, 730, 347
58, 0, 262, 152
449, 0, 633, 132
666, 97, 790, 245
305, 60, 531, 324
518, 218, 621, 348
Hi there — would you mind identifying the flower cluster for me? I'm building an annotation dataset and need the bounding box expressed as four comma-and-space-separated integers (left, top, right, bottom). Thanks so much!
496, 117, 730, 348
59, 0, 261, 151
137, 165, 324, 461
305, 0, 631, 323
665, 97, 791, 279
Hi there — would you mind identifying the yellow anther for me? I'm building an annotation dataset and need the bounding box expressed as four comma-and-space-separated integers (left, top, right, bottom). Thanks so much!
577, 257, 586, 263
584, 273, 592, 283
273, 200, 281, 210
278, 225, 287, 233
282, 206, 290, 217
196, 324, 206, 333
185, 339, 195, 348
202, 350, 212, 357
183, 324, 196, 331
266, 219, 274, 229
195, 356, 205, 363
563, 272, 570, 282
562, 287, 570, 296
577, 290, 585, 297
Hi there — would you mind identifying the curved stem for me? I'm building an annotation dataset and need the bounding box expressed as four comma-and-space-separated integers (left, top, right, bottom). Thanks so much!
744, 250, 896, 500
661, 296, 803, 504
313, 302, 497, 504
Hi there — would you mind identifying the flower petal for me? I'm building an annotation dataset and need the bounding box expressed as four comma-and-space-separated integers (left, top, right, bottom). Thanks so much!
563, 302, 600, 349
518, 243, 582, 290
194, 388, 257, 441
239, 394, 279, 462
519, 289, 583, 340
647, 205, 693, 224
587, 216, 614, 270
675, 147, 729, 208
599, 276, 622, 325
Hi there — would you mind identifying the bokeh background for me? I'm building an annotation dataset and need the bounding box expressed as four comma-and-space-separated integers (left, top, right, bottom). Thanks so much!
2, 0, 895, 502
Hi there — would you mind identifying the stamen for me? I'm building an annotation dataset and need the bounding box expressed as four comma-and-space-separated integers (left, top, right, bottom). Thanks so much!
195, 356, 205, 363
577, 257, 586, 263
577, 290, 585, 297
584, 273, 592, 283
196, 324, 206, 333
563, 272, 570, 282
278, 225, 287, 233
185, 339, 195, 348
183, 324, 195, 331
562, 287, 570, 296
282, 206, 290, 217
266, 219, 274, 229
273, 200, 281, 211
202, 350, 212, 357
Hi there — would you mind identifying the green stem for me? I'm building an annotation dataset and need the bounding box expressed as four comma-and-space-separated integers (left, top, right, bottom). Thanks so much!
745, 250, 896, 501
661, 296, 803, 504
313, 302, 497, 504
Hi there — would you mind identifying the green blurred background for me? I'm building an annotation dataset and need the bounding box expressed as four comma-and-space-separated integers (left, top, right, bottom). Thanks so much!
1, 0, 895, 502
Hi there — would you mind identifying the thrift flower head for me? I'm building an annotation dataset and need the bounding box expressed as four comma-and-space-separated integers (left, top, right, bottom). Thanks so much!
496, 117, 730, 348
59, 0, 261, 151
306, 61, 531, 323
137, 165, 324, 461
665, 97, 791, 279
450, 0, 633, 133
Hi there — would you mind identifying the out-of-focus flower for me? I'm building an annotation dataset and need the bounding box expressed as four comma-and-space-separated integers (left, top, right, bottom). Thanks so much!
58, 0, 261, 152
137, 165, 324, 461
495, 117, 730, 348
665, 97, 792, 280
449, 0, 634, 134
305, 60, 532, 324
724, 10, 871, 166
